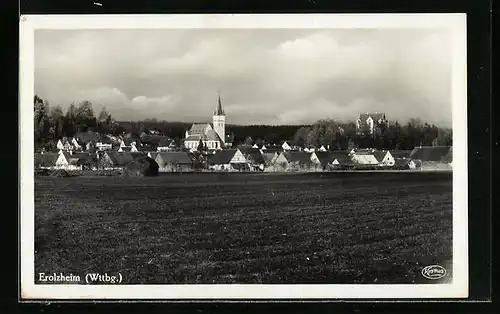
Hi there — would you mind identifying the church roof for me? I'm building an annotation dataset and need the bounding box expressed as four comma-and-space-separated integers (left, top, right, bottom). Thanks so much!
189, 123, 211, 134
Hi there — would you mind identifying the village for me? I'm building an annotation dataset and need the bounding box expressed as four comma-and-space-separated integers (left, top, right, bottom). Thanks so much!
34, 96, 453, 175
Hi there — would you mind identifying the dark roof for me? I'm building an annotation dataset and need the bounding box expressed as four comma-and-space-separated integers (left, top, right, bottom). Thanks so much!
34, 153, 59, 167
394, 158, 410, 167
105, 152, 144, 166
281, 151, 312, 164
390, 150, 413, 159
239, 147, 265, 164
409, 146, 451, 162
74, 131, 99, 143
373, 151, 389, 162
314, 152, 336, 167
262, 148, 282, 153
329, 151, 355, 166
262, 152, 277, 164
156, 152, 191, 166
158, 138, 175, 147
207, 149, 238, 165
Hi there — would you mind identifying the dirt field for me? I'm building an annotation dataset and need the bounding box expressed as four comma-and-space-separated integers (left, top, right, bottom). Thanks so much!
34, 172, 453, 284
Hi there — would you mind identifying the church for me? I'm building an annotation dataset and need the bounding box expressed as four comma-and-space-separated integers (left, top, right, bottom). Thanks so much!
184, 95, 230, 150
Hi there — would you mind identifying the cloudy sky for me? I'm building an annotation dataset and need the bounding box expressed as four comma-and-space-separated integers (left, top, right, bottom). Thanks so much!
34, 28, 452, 126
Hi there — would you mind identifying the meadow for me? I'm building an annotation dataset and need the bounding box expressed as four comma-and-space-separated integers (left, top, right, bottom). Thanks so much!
34, 172, 453, 284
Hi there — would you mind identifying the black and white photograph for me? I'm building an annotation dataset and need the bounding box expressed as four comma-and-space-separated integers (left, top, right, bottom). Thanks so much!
20, 14, 468, 299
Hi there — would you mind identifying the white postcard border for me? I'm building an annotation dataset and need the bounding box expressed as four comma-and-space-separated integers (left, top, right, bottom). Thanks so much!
20, 13, 468, 300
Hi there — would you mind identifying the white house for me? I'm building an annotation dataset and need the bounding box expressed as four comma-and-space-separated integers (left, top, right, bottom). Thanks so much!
71, 137, 83, 150
351, 151, 379, 165
319, 145, 327, 152
356, 112, 389, 135
118, 145, 138, 153
56, 139, 65, 150
55, 150, 82, 170
282, 141, 292, 151
96, 142, 113, 151
373, 150, 395, 167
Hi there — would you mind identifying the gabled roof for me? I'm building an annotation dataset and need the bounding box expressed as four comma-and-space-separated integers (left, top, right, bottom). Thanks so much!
205, 129, 222, 142
373, 151, 389, 162
409, 146, 452, 162
390, 150, 413, 159
105, 152, 144, 167
207, 149, 238, 165
394, 158, 410, 167
239, 147, 265, 164
34, 153, 59, 167
281, 151, 313, 164
189, 123, 211, 134
158, 138, 175, 147
156, 152, 191, 165
330, 152, 355, 166
262, 152, 278, 163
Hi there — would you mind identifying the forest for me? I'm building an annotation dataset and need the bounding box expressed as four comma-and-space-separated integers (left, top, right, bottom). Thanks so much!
33, 95, 452, 151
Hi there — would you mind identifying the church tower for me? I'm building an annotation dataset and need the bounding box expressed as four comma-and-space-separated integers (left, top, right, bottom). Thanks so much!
213, 93, 226, 145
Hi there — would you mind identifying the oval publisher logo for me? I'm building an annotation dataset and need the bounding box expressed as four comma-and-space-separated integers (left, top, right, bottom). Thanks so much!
421, 265, 447, 280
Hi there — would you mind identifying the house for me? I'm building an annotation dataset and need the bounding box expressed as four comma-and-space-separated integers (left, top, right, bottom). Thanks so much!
34, 153, 59, 169
261, 145, 267, 151
393, 158, 411, 170
157, 138, 176, 152
155, 152, 192, 172
262, 151, 279, 166
55, 150, 82, 170
356, 112, 389, 135
56, 139, 64, 150
72, 152, 97, 170
408, 146, 451, 162
303, 146, 317, 153
207, 149, 250, 171
319, 145, 327, 152
408, 159, 422, 170
119, 139, 136, 148
273, 151, 316, 171
238, 147, 266, 171
184, 94, 226, 150
118, 146, 138, 153
350, 151, 379, 166
329, 152, 356, 169
98, 152, 143, 169
252, 144, 259, 149
373, 150, 395, 167
71, 137, 83, 150
408, 146, 452, 170
281, 141, 292, 151
96, 139, 113, 151
147, 151, 159, 161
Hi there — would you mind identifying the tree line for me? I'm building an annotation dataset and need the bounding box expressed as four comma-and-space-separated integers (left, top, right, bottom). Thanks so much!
34, 95, 452, 151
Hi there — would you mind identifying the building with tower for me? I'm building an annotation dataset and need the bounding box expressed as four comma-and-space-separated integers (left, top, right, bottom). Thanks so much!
184, 94, 229, 151
356, 112, 389, 136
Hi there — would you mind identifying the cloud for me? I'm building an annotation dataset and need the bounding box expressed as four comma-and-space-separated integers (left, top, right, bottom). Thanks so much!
34, 28, 452, 126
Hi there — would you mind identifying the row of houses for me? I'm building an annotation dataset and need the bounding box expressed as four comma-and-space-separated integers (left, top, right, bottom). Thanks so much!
34, 145, 453, 173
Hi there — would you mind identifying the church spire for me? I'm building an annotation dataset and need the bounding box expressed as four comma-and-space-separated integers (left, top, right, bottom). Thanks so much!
215, 91, 225, 116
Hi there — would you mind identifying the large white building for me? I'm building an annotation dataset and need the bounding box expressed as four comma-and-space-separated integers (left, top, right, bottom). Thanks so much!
356, 112, 389, 136
184, 95, 227, 151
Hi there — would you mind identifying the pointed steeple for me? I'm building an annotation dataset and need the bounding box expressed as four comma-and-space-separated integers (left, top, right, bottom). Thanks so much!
215, 91, 225, 116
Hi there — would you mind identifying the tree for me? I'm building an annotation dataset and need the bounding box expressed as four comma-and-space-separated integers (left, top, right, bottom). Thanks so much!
50, 105, 64, 139
244, 136, 254, 146
197, 139, 204, 152
34, 95, 50, 146
75, 100, 96, 132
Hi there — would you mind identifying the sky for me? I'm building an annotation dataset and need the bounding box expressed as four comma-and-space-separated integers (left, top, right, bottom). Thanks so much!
34, 28, 452, 126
